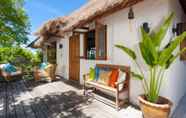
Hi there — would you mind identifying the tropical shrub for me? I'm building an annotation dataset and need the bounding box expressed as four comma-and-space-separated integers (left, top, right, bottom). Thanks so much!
115, 13, 186, 103
0, 47, 42, 73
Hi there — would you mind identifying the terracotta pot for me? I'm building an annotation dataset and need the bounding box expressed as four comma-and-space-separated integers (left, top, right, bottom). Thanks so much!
138, 95, 172, 118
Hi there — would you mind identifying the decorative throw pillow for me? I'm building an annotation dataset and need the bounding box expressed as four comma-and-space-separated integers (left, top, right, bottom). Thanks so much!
89, 67, 95, 81
118, 69, 126, 91
3, 63, 17, 73
95, 67, 100, 81
108, 69, 119, 88
39, 62, 48, 70
97, 70, 111, 85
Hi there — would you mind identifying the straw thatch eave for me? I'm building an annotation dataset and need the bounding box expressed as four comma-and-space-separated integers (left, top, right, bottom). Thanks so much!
33, 0, 143, 48
57, 0, 143, 36
34, 17, 68, 37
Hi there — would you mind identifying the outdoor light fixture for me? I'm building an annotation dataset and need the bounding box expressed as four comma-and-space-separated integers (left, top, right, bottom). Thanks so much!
128, 7, 134, 19
128, 7, 135, 32
143, 22, 150, 33
59, 44, 63, 49
172, 23, 186, 35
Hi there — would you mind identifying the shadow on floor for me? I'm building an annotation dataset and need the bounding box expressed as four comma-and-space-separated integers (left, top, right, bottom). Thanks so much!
26, 90, 93, 118
0, 80, 93, 118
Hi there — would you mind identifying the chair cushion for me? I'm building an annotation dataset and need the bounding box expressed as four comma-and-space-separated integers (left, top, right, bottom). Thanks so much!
86, 81, 116, 92
95, 67, 100, 81
39, 62, 48, 70
10, 71, 22, 76
97, 70, 111, 85
108, 69, 119, 88
118, 69, 126, 91
89, 67, 95, 81
2, 63, 17, 73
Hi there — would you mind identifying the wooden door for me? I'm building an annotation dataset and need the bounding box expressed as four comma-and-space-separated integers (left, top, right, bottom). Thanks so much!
69, 34, 80, 81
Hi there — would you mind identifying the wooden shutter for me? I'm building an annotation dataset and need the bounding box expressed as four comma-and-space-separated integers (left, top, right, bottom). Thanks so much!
95, 23, 107, 60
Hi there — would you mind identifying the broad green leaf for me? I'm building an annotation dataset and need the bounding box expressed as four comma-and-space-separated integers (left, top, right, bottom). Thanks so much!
159, 32, 186, 67
131, 72, 143, 80
115, 44, 136, 60
165, 47, 186, 68
151, 13, 174, 47
139, 42, 153, 66
141, 27, 158, 64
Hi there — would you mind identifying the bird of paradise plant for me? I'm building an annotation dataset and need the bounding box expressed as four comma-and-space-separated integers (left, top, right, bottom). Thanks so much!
116, 13, 186, 103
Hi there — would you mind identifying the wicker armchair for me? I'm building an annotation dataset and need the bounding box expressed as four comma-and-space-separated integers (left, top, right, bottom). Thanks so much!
0, 67, 22, 82
34, 64, 56, 82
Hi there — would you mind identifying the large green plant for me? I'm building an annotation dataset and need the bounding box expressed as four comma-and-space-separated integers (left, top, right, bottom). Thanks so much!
0, 47, 42, 73
116, 13, 186, 103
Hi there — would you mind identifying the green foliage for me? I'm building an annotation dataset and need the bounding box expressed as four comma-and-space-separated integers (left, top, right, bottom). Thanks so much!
0, 47, 42, 73
115, 13, 186, 103
0, 0, 30, 47
115, 45, 136, 60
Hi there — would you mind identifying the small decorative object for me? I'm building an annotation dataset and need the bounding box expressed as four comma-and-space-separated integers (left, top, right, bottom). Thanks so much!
172, 23, 186, 36
128, 7, 135, 32
59, 44, 63, 49
128, 7, 134, 19
142, 22, 150, 33
116, 12, 186, 118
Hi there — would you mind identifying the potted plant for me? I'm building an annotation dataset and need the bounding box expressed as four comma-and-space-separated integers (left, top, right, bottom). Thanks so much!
115, 13, 186, 118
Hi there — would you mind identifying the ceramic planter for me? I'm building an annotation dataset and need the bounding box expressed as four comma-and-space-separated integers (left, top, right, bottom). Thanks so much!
138, 95, 172, 118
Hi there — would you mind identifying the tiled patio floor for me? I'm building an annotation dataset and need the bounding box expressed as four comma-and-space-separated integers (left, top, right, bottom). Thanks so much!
0, 78, 142, 118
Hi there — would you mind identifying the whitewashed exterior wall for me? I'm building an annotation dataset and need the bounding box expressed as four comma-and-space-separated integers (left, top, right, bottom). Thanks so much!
56, 36, 69, 79
56, 0, 186, 114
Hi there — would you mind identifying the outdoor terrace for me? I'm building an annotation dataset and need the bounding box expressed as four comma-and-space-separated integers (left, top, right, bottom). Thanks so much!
0, 78, 142, 118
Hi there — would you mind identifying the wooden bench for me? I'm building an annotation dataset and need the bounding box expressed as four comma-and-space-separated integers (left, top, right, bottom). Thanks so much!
83, 64, 130, 110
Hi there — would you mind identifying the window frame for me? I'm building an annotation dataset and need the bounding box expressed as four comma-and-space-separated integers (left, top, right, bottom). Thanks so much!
83, 23, 107, 60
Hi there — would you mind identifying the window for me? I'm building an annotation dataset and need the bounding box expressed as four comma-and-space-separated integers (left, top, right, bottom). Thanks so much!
96, 25, 107, 60
84, 24, 107, 60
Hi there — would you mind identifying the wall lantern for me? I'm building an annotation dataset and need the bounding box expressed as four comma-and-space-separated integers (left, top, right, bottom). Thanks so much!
143, 22, 150, 33
172, 23, 186, 36
128, 7, 134, 20
59, 44, 63, 49
128, 7, 135, 32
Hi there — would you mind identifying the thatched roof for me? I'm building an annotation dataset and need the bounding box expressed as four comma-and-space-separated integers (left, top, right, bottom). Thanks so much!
33, 0, 143, 48
27, 37, 44, 48
34, 17, 68, 36
57, 0, 143, 35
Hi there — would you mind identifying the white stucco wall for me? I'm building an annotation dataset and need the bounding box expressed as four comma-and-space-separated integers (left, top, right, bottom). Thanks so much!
56, 36, 69, 79
56, 0, 186, 114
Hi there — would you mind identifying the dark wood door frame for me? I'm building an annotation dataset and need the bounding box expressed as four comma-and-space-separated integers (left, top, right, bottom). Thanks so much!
69, 34, 80, 82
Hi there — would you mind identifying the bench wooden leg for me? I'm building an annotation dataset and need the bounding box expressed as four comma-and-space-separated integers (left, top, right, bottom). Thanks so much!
83, 80, 86, 96
116, 89, 119, 111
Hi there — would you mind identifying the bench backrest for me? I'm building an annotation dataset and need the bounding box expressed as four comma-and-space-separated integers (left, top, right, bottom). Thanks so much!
96, 64, 130, 91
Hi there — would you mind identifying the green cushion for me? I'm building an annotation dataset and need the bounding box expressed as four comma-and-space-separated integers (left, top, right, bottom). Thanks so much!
2, 63, 17, 73
89, 67, 95, 81
39, 63, 48, 70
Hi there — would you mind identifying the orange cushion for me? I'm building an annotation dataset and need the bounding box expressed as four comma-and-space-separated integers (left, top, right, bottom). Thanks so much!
108, 69, 119, 88
97, 71, 111, 85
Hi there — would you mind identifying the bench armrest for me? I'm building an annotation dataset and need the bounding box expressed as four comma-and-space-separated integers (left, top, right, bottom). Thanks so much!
115, 79, 126, 86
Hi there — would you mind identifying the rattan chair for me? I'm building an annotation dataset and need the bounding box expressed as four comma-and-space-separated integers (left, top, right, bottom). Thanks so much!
34, 64, 56, 82
0, 67, 22, 82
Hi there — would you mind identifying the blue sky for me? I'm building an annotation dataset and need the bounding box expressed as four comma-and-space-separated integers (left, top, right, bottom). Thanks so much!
24, 0, 87, 42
